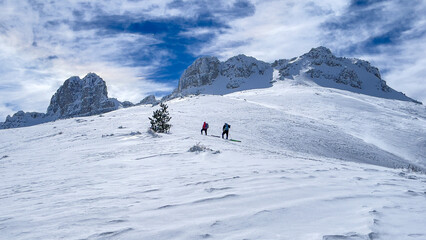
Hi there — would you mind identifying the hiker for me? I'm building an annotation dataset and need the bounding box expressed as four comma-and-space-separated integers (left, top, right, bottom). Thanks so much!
222, 123, 231, 139
201, 121, 209, 135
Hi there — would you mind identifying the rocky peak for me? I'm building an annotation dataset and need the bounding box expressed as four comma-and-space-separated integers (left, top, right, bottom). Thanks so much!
221, 54, 270, 79
1, 72, 129, 129
178, 56, 220, 91
46, 73, 120, 118
0, 111, 52, 129
138, 95, 159, 105
305, 46, 333, 59
82, 72, 104, 85
272, 47, 418, 103
174, 53, 273, 97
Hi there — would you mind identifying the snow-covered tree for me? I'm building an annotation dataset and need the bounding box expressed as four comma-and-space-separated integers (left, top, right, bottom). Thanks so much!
149, 103, 172, 133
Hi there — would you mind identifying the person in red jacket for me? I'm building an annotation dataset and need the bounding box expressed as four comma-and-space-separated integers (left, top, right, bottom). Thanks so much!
201, 122, 209, 135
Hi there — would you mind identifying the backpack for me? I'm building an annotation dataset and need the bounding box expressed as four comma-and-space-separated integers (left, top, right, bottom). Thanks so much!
206, 123, 209, 129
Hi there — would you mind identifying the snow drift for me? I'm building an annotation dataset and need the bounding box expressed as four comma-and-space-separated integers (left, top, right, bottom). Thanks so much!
0, 81, 425, 239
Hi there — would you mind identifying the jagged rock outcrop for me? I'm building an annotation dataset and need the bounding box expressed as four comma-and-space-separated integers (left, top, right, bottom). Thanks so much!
171, 46, 419, 103
221, 54, 271, 79
171, 54, 273, 97
1, 47, 421, 130
177, 56, 221, 92
1, 73, 123, 129
121, 101, 135, 108
138, 95, 159, 105
46, 73, 121, 118
272, 46, 418, 102
221, 54, 272, 89
0, 111, 53, 129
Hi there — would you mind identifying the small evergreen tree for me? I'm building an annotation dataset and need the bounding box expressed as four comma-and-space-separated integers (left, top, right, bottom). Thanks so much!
149, 103, 172, 133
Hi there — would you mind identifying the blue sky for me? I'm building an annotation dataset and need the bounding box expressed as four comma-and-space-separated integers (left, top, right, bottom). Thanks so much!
0, 0, 425, 120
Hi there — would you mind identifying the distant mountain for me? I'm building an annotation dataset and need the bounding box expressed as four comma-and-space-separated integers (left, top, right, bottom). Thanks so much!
166, 54, 273, 99
272, 46, 419, 103
46, 73, 121, 119
169, 46, 420, 104
1, 73, 133, 129
0, 111, 55, 129
138, 95, 159, 106
1, 47, 421, 130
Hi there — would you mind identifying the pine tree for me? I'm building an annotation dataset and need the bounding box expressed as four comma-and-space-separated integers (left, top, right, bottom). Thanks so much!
149, 103, 172, 133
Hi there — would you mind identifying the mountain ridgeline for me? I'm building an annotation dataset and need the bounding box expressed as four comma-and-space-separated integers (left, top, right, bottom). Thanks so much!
168, 46, 419, 103
0, 73, 159, 129
0, 47, 421, 129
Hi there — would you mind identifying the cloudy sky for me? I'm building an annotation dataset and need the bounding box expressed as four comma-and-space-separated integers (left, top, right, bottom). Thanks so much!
0, 0, 425, 120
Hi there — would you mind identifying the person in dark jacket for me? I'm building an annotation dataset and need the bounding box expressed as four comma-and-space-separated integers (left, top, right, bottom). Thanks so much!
201, 122, 209, 135
222, 123, 231, 139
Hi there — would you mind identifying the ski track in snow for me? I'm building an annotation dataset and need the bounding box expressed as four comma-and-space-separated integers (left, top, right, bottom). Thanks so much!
0, 83, 425, 239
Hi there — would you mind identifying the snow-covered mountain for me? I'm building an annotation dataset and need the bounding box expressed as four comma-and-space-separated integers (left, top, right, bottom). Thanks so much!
272, 46, 419, 103
1, 81, 425, 239
138, 94, 159, 105
1, 73, 141, 129
0, 111, 55, 129
46, 73, 121, 119
168, 54, 273, 98
171, 47, 420, 104
1, 47, 421, 129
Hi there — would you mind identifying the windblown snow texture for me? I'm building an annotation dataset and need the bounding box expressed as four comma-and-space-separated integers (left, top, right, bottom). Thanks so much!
0, 81, 425, 239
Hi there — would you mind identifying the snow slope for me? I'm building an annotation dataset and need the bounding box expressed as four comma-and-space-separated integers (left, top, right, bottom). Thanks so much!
0, 82, 425, 239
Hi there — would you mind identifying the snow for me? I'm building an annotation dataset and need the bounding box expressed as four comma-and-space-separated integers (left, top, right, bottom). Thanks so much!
0, 82, 425, 239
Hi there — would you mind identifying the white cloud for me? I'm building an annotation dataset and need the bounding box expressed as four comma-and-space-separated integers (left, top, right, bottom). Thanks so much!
197, 0, 425, 102
323, 1, 426, 103
375, 40, 426, 103
0, 0, 176, 120
0, 0, 425, 121
197, 0, 349, 61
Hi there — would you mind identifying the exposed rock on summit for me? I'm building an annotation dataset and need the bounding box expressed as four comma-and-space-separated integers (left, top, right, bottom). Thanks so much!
138, 95, 159, 106
172, 46, 418, 104
177, 56, 221, 92
1, 47, 421, 130
272, 46, 417, 102
170, 54, 273, 98
1, 73, 122, 129
47, 73, 120, 118
0, 111, 53, 129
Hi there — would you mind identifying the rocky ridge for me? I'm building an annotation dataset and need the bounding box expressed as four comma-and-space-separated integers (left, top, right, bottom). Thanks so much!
138, 95, 159, 106
46, 73, 121, 118
172, 46, 419, 104
168, 54, 273, 98
1, 47, 421, 129
270, 47, 417, 102
0, 73, 156, 129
